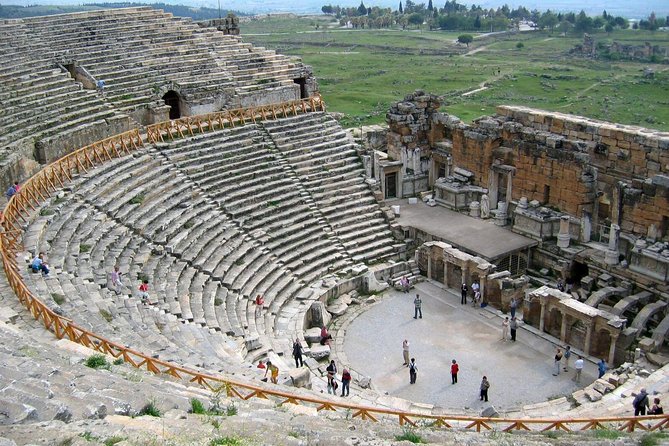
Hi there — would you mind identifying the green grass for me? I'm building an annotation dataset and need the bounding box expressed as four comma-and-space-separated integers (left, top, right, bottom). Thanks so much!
138, 401, 161, 417
99, 309, 113, 323
79, 244, 91, 253
190, 398, 206, 415
103, 437, 125, 446
243, 25, 669, 130
209, 438, 244, 446
593, 428, 621, 439
395, 428, 425, 443
640, 432, 669, 446
129, 194, 145, 205
84, 354, 111, 370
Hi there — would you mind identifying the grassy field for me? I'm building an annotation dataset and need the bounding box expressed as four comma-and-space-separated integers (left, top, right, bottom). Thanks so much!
242, 16, 669, 130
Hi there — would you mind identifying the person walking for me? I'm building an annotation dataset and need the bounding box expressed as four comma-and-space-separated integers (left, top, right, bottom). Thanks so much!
510, 297, 517, 318
110, 265, 123, 295
510, 317, 518, 341
409, 358, 418, 384
563, 346, 572, 371
255, 294, 264, 316
552, 348, 563, 376
501, 317, 509, 341
413, 294, 422, 319
598, 358, 608, 378
451, 359, 459, 384
573, 356, 584, 383
292, 339, 304, 368
633, 388, 650, 416
402, 339, 410, 366
341, 368, 351, 397
460, 283, 468, 305
480, 376, 490, 402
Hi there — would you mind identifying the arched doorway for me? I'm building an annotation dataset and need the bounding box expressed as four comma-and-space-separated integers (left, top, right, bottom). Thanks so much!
162, 90, 181, 119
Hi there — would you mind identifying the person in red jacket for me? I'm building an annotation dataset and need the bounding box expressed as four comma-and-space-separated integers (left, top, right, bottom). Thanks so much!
451, 359, 459, 384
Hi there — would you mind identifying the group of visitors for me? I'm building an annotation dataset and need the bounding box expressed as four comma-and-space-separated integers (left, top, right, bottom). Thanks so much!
632, 388, 663, 416
325, 360, 351, 396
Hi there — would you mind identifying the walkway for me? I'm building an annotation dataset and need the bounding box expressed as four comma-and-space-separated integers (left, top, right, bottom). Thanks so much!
342, 281, 598, 412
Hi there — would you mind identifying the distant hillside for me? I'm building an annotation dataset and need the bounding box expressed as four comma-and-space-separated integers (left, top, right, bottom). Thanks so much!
0, 2, 247, 19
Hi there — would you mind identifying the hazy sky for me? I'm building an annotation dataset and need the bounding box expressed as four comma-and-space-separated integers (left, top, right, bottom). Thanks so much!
7, 0, 668, 19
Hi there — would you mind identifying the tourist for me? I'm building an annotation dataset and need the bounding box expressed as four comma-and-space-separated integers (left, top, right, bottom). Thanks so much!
326, 360, 337, 394
320, 325, 332, 345
598, 358, 608, 378
501, 317, 509, 341
257, 360, 266, 369
264, 361, 279, 384
31, 252, 50, 276
649, 398, 663, 415
552, 348, 563, 376
633, 388, 650, 416
472, 289, 481, 307
139, 279, 150, 304
110, 265, 123, 295
409, 358, 418, 384
480, 376, 490, 402
563, 346, 572, 371
510, 317, 518, 342
255, 294, 264, 316
5, 182, 18, 200
292, 339, 304, 368
96, 79, 106, 96
451, 359, 459, 384
341, 368, 351, 396
413, 294, 422, 319
471, 282, 480, 303
510, 297, 517, 318
460, 283, 468, 305
573, 356, 584, 383
556, 279, 565, 292
402, 339, 410, 366
400, 276, 410, 293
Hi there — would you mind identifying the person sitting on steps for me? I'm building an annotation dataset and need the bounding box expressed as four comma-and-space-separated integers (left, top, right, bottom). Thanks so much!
31, 252, 50, 276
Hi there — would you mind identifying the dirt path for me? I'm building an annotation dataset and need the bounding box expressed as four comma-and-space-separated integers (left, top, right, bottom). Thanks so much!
463, 44, 488, 56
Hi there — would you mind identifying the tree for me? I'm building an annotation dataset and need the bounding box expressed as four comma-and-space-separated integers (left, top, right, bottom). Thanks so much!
574, 10, 593, 34
428, 0, 433, 11
474, 15, 481, 29
538, 11, 558, 33
605, 23, 613, 34
408, 12, 423, 27
458, 34, 473, 47
357, 1, 367, 16
516, 42, 524, 49
322, 5, 334, 14
399, 1, 403, 14
438, 14, 460, 30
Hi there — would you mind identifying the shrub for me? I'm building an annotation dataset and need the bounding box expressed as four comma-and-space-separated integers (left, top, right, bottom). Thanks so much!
394, 428, 424, 443
103, 437, 125, 446
226, 403, 238, 417
85, 354, 110, 370
516, 42, 524, 49
640, 433, 668, 446
214, 298, 223, 306
99, 309, 113, 323
184, 219, 195, 229
129, 194, 145, 205
79, 244, 91, 253
138, 401, 161, 417
51, 293, 66, 305
190, 398, 206, 415
209, 437, 244, 446
112, 358, 124, 366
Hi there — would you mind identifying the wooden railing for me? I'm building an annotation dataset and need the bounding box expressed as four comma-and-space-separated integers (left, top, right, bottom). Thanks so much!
1, 100, 668, 433
146, 94, 325, 143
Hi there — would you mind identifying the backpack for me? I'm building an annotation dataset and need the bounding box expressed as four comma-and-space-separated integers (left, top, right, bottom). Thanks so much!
633, 393, 644, 409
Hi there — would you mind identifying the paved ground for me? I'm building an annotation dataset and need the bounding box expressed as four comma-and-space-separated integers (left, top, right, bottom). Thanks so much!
343, 281, 599, 412
395, 199, 536, 260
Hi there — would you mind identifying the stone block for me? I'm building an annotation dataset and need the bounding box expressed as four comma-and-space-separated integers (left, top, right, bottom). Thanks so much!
638, 337, 657, 353
309, 343, 330, 360
304, 327, 321, 344
480, 405, 499, 418
593, 379, 615, 394
585, 389, 602, 402
288, 367, 311, 389
245, 336, 261, 351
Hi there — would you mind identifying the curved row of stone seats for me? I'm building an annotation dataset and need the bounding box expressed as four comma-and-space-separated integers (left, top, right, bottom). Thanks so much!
262, 113, 396, 263
156, 126, 352, 284
16, 8, 302, 113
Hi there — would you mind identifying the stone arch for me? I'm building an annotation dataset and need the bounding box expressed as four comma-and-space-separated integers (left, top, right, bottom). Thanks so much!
162, 90, 182, 119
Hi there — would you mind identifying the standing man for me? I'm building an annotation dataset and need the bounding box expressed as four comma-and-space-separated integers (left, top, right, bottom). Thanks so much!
573, 356, 584, 383
598, 358, 608, 378
451, 359, 459, 384
553, 348, 563, 376
341, 368, 351, 397
292, 339, 304, 368
509, 317, 518, 342
510, 297, 517, 318
409, 358, 418, 384
501, 317, 509, 341
563, 346, 572, 371
402, 339, 410, 366
460, 283, 468, 305
480, 376, 490, 402
633, 388, 650, 416
413, 294, 422, 319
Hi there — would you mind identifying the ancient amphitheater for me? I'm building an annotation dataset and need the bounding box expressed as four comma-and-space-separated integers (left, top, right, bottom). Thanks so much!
1, 7, 669, 445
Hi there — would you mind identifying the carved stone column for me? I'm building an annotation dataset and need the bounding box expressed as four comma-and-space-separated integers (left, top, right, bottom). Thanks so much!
560, 312, 568, 342
539, 298, 547, 332
584, 321, 593, 356
427, 256, 433, 280
557, 215, 571, 248
605, 224, 620, 265
608, 332, 619, 366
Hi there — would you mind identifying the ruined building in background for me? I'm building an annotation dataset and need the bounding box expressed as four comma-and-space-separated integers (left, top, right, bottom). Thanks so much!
573, 33, 669, 62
